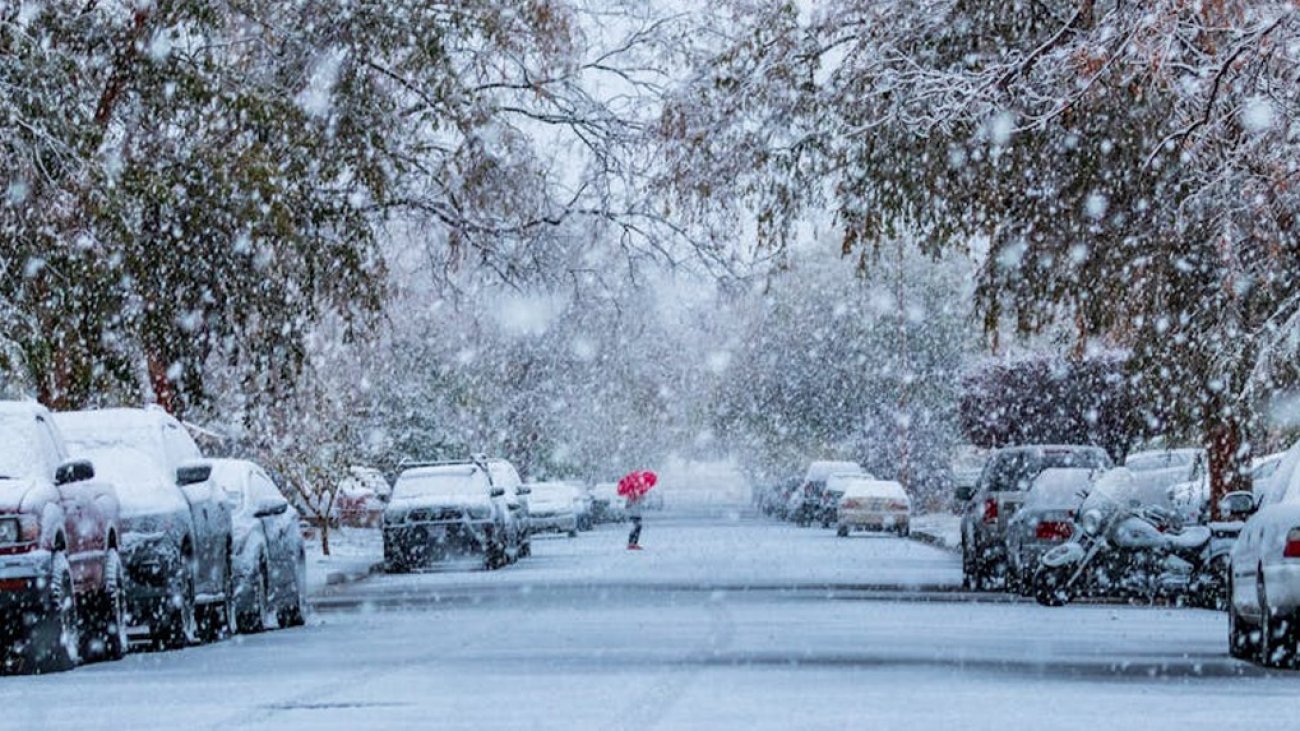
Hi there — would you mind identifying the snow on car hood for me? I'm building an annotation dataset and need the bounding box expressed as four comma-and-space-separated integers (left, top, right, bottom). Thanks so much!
0, 477, 47, 513
390, 493, 492, 510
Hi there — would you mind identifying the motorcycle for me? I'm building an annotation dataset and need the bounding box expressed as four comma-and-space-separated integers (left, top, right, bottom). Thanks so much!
1033, 468, 1228, 608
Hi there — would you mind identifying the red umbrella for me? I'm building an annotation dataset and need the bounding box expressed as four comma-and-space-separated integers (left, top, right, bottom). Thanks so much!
617, 470, 657, 498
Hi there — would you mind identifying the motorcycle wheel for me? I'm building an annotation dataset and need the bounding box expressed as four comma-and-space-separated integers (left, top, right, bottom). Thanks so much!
1034, 565, 1075, 607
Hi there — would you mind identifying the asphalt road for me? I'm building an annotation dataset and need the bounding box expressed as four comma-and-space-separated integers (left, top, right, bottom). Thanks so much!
1, 510, 1296, 730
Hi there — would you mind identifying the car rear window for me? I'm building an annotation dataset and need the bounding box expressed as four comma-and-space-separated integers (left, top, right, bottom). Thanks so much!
986, 448, 1109, 492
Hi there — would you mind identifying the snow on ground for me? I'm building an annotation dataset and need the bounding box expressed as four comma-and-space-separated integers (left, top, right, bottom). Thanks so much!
303, 526, 383, 594
911, 512, 962, 551
2, 511, 1295, 730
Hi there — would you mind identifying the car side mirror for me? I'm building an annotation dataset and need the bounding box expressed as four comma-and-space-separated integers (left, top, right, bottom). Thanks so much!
177, 463, 213, 487
954, 485, 976, 502
490, 487, 506, 498
254, 499, 289, 518
1218, 491, 1256, 520
55, 459, 95, 486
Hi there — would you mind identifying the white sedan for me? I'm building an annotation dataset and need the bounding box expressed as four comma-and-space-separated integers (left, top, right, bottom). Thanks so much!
1228, 439, 1300, 666
832, 476, 910, 537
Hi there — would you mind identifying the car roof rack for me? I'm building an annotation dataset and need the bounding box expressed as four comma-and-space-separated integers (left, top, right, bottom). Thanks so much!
398, 456, 496, 483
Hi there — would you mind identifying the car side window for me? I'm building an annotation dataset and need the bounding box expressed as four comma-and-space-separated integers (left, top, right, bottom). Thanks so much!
252, 471, 286, 506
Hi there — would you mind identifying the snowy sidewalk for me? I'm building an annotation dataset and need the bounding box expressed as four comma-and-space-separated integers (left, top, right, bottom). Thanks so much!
910, 512, 961, 552
303, 526, 384, 595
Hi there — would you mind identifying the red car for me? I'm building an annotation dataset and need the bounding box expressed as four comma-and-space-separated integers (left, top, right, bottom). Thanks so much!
0, 402, 123, 673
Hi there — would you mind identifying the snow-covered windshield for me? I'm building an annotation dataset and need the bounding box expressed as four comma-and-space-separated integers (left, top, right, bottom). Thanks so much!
984, 448, 1111, 492
0, 415, 42, 481
60, 422, 163, 472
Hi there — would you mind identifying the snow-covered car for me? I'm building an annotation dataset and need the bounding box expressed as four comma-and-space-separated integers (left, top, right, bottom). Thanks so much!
56, 407, 235, 643
1003, 468, 1092, 594
791, 460, 868, 527
334, 466, 390, 528
0, 401, 125, 672
209, 460, 306, 633
591, 482, 626, 523
1122, 448, 1208, 523
484, 459, 529, 560
525, 482, 580, 537
383, 461, 514, 571
959, 444, 1112, 590
832, 475, 910, 537
569, 481, 595, 530
1228, 439, 1300, 666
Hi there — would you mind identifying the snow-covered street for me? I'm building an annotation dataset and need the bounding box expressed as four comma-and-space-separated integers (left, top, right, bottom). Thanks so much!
0, 507, 1292, 730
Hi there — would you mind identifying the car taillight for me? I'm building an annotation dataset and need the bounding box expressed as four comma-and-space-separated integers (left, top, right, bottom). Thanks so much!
841, 499, 860, 509
885, 501, 909, 512
1284, 528, 1300, 558
982, 498, 998, 523
1035, 521, 1073, 541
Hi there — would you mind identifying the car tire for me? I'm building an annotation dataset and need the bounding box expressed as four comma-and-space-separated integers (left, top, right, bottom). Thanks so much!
199, 551, 236, 643
281, 552, 307, 628
567, 529, 578, 538
1228, 578, 1260, 660
836, 526, 849, 538
31, 552, 79, 674
80, 549, 128, 663
237, 561, 270, 634
1034, 565, 1074, 607
157, 566, 198, 650
1258, 574, 1297, 668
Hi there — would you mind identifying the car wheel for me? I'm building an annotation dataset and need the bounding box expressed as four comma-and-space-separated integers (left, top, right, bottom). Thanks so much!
1034, 565, 1074, 607
31, 553, 79, 674
1228, 578, 1260, 660
1258, 575, 1297, 668
199, 552, 236, 643
237, 561, 270, 634
567, 529, 578, 538
280, 552, 307, 628
81, 549, 128, 662
836, 526, 849, 538
157, 566, 197, 650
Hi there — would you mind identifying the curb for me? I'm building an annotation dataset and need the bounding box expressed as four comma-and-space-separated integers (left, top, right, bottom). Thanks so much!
908, 530, 959, 554
320, 560, 385, 590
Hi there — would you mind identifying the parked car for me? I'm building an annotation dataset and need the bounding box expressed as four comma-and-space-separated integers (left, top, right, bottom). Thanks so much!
958, 444, 1112, 590
56, 407, 234, 643
591, 482, 625, 523
570, 481, 595, 530
1228, 439, 1300, 666
0, 401, 124, 672
1003, 468, 1092, 595
485, 460, 530, 560
525, 482, 580, 537
791, 461, 868, 527
209, 459, 306, 633
831, 475, 910, 537
334, 466, 390, 528
383, 461, 514, 571
1122, 448, 1208, 524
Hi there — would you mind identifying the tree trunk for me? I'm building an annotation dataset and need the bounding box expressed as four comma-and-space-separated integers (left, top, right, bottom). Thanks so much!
1206, 416, 1249, 521
147, 352, 179, 416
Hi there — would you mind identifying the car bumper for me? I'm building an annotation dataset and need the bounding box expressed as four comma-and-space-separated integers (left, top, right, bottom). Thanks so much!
837, 511, 909, 531
1262, 561, 1300, 611
0, 550, 54, 614
384, 521, 496, 564
530, 514, 578, 533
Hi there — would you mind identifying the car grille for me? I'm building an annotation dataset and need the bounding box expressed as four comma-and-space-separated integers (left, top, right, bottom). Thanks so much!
406, 507, 464, 522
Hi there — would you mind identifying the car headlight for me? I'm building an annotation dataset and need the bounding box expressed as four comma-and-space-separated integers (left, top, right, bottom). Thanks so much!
1080, 509, 1104, 537
468, 505, 491, 520
0, 515, 38, 544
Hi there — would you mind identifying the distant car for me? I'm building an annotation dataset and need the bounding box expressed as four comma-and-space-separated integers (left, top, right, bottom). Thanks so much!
0, 402, 124, 672
210, 460, 306, 633
569, 482, 595, 530
792, 461, 868, 527
958, 444, 1112, 590
383, 461, 515, 571
57, 406, 234, 644
334, 466, 390, 528
1003, 468, 1092, 594
1122, 448, 1208, 523
591, 482, 625, 523
1229, 440, 1300, 666
832, 476, 910, 537
525, 482, 580, 537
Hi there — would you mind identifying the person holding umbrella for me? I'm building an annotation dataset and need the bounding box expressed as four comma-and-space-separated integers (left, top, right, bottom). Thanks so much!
618, 470, 657, 550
